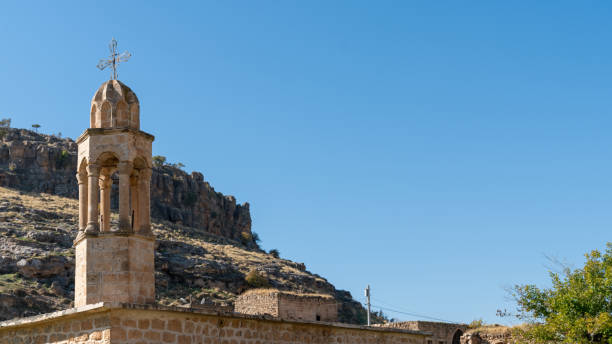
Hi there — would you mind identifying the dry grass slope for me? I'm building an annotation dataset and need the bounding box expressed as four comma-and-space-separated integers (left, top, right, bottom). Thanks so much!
0, 186, 366, 323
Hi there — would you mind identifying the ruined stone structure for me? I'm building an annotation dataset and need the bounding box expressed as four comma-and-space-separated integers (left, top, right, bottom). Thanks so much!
235, 290, 338, 322
74, 80, 155, 306
0, 78, 432, 343
380, 321, 467, 344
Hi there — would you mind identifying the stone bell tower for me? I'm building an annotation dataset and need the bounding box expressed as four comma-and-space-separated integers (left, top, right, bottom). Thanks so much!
74, 79, 155, 306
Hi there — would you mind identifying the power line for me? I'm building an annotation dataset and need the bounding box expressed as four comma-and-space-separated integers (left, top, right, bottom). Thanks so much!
359, 298, 458, 323
370, 303, 456, 323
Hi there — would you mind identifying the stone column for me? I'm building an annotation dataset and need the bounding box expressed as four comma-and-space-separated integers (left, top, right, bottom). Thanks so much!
99, 173, 112, 232
76, 171, 88, 231
85, 163, 100, 233
130, 172, 139, 231
138, 167, 152, 234
118, 161, 133, 232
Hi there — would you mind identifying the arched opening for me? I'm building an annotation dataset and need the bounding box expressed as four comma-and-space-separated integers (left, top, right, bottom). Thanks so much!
130, 103, 140, 130
90, 104, 97, 128
100, 101, 112, 128
77, 158, 89, 230
78, 157, 88, 175
452, 329, 463, 344
96, 152, 119, 232
130, 157, 148, 231
116, 101, 128, 127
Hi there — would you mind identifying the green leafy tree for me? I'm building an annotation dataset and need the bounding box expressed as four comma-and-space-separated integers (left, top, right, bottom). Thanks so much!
0, 118, 10, 139
468, 318, 485, 329
31, 124, 41, 133
152, 155, 167, 167
269, 249, 280, 258
510, 243, 612, 343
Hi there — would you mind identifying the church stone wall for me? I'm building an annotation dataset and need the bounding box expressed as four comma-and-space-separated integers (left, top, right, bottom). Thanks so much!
0, 308, 111, 344
0, 304, 428, 344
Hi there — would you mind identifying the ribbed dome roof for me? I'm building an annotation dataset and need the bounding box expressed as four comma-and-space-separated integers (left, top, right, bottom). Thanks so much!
90, 80, 140, 130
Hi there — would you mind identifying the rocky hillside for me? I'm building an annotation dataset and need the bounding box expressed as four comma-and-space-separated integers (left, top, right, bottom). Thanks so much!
0, 187, 368, 324
0, 128, 251, 241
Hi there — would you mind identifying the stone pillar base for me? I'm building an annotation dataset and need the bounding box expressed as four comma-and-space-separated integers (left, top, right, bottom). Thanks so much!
74, 232, 155, 307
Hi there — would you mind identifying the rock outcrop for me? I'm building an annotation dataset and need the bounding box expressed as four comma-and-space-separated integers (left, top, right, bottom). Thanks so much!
0, 186, 368, 324
461, 326, 514, 344
0, 128, 251, 241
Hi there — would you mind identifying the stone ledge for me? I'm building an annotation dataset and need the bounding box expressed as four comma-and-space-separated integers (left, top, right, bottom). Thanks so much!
0, 302, 432, 337
0, 302, 109, 328
73, 230, 156, 246
76, 127, 155, 144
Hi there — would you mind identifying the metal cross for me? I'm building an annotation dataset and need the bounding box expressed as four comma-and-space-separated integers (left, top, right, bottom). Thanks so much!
96, 38, 131, 80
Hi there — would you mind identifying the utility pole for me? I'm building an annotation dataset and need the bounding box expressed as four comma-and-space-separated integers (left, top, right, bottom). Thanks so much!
365, 285, 371, 326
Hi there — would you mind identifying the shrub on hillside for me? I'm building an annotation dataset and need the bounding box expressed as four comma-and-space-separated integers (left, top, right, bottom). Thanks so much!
469, 318, 485, 329
245, 269, 269, 288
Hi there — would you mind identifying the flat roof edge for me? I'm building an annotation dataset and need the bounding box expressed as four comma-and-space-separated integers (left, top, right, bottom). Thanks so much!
0, 303, 431, 337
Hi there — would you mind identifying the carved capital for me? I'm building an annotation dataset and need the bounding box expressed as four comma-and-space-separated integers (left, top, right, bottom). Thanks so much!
99, 176, 113, 190
75, 172, 87, 184
100, 166, 115, 178
86, 163, 100, 177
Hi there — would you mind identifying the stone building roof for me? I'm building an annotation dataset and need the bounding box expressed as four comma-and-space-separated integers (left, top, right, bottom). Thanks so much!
90, 80, 140, 130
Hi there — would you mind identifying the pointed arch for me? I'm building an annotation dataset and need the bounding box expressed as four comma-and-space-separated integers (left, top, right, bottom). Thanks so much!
116, 101, 129, 127
132, 157, 148, 170
100, 101, 112, 128
90, 104, 97, 128
129, 103, 140, 130
452, 329, 463, 344
78, 157, 89, 175
95, 151, 120, 167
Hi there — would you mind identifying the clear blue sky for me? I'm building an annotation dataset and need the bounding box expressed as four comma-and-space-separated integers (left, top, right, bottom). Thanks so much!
1, 1, 611, 325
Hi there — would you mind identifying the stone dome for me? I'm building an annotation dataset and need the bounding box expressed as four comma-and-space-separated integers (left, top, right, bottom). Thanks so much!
90, 80, 140, 130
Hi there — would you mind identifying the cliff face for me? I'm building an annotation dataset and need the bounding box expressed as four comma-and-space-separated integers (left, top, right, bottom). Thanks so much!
0, 128, 251, 241
150, 166, 251, 240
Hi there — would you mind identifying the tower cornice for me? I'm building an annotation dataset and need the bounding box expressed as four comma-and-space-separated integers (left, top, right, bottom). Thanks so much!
76, 127, 155, 144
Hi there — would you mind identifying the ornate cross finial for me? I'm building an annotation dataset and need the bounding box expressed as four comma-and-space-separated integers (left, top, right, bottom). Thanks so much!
96, 38, 131, 80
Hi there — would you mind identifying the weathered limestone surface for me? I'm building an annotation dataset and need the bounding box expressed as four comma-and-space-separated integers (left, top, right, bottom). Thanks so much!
73, 80, 157, 308
75, 235, 155, 307
236, 290, 338, 323
460, 326, 514, 344
0, 127, 252, 241
0, 303, 430, 344
379, 321, 467, 344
